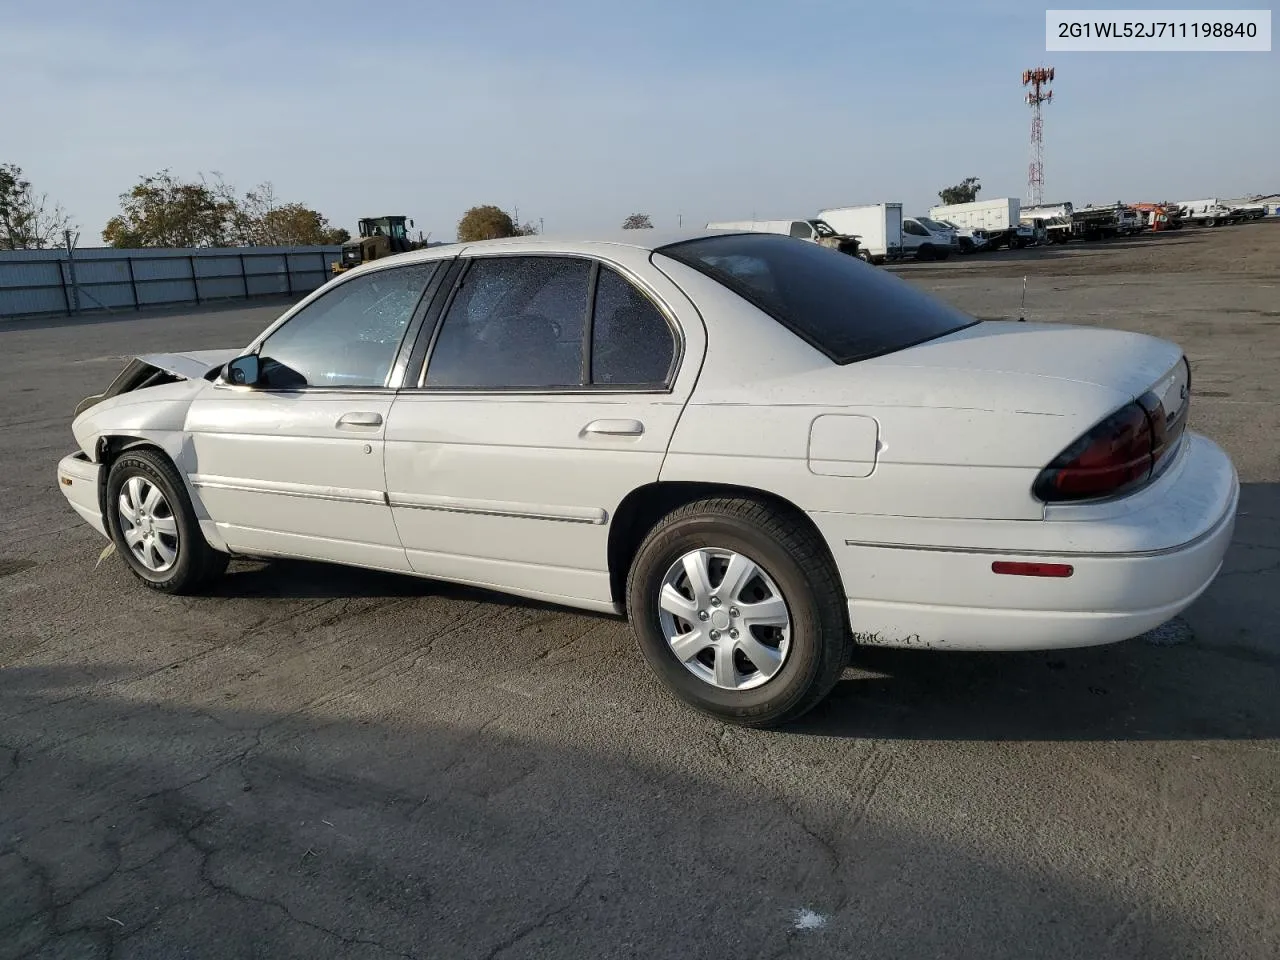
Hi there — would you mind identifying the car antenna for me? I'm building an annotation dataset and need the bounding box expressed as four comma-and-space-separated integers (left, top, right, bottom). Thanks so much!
1019, 275, 1027, 322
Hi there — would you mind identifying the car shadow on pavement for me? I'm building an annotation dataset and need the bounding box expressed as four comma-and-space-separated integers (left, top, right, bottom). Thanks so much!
212, 557, 617, 620
0, 670, 1224, 959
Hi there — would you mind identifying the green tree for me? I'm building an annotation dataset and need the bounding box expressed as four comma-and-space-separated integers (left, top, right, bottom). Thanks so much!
104, 171, 349, 247
622, 213, 654, 229
0, 163, 75, 250
457, 205, 537, 242
253, 204, 348, 245
938, 177, 982, 205
103, 170, 234, 247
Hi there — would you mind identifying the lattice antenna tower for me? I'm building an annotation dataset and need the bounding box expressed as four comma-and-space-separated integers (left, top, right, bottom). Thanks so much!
1022, 67, 1054, 206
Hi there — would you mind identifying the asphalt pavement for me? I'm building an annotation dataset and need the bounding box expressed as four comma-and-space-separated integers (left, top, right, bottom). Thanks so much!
2, 234, 1278, 959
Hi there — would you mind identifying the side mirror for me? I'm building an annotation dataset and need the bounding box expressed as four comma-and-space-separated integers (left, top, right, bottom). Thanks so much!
224, 355, 261, 387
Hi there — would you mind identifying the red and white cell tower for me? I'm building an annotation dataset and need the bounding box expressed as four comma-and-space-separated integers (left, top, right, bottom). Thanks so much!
1022, 67, 1054, 206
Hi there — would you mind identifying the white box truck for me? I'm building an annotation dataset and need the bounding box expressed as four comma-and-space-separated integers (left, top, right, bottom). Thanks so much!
704, 218, 862, 256
816, 203, 904, 264
928, 198, 1030, 249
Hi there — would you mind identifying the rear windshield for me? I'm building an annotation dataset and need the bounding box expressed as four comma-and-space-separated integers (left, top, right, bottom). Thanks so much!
657, 233, 977, 364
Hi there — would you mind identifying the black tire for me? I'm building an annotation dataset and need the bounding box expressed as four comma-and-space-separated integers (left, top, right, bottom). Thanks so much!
105, 448, 229, 594
857, 249, 875, 264
915, 244, 936, 262
625, 497, 851, 728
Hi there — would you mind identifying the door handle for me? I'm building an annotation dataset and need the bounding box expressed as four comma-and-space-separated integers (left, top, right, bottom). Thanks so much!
582, 419, 644, 437
337, 411, 383, 428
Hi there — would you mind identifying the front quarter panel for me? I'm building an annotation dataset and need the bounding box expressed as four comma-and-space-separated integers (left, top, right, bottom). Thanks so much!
72, 378, 209, 466
69, 378, 229, 552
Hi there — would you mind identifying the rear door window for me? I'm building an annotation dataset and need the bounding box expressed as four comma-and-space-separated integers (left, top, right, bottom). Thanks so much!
590, 268, 675, 387
425, 256, 590, 389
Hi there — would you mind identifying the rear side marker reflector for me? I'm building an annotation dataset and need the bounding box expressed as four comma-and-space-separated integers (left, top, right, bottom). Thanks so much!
991, 561, 1074, 578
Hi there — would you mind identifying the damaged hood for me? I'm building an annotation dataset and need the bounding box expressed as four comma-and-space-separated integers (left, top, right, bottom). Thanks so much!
136, 348, 242, 380
74, 348, 241, 417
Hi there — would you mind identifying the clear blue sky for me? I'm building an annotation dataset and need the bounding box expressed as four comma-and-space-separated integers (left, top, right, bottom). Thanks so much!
6, 0, 1276, 243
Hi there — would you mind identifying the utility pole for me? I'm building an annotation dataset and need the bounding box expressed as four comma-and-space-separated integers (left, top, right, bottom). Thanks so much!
63, 229, 80, 314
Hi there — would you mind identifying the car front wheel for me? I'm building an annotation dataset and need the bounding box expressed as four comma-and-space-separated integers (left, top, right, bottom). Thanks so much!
626, 497, 851, 727
105, 448, 229, 594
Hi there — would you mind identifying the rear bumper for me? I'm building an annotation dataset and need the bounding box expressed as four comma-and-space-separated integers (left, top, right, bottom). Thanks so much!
810, 432, 1239, 651
57, 451, 108, 539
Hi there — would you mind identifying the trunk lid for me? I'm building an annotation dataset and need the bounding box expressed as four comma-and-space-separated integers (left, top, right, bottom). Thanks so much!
868, 320, 1183, 400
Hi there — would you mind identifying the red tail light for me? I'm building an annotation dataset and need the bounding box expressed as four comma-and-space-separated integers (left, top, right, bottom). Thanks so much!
1034, 367, 1189, 503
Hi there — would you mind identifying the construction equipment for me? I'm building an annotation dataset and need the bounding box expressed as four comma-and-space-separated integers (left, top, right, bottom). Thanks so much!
1129, 203, 1183, 232
331, 216, 417, 276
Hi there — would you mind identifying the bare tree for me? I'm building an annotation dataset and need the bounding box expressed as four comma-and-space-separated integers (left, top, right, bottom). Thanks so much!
0, 163, 75, 250
622, 213, 654, 229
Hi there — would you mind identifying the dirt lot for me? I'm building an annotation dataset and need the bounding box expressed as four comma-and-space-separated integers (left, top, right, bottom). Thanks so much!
2, 222, 1278, 959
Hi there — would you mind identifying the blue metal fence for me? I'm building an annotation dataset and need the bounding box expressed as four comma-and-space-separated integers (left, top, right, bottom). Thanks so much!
0, 245, 343, 319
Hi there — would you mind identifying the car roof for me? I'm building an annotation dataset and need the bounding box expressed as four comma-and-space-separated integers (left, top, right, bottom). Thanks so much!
367, 228, 733, 268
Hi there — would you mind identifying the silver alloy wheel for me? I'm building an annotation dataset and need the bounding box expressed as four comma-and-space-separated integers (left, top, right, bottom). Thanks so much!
117, 475, 179, 574
657, 548, 792, 691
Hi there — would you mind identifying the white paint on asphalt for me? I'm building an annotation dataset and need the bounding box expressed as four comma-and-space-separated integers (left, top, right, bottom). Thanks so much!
792, 908, 828, 931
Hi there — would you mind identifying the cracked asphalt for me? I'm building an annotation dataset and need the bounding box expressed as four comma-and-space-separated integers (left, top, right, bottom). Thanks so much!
2, 223, 1278, 959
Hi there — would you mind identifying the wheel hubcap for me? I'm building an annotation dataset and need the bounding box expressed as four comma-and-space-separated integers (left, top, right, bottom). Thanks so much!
657, 548, 792, 691
117, 476, 179, 573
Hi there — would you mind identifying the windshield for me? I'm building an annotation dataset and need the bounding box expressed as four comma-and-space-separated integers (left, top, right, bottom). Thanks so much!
809, 219, 836, 237
657, 233, 977, 364
918, 218, 950, 232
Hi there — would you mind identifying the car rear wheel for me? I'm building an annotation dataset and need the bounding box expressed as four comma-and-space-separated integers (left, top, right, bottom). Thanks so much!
626, 497, 850, 728
105, 449, 228, 594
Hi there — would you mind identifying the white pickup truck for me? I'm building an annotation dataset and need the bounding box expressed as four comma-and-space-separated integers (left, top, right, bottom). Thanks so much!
704, 218, 862, 257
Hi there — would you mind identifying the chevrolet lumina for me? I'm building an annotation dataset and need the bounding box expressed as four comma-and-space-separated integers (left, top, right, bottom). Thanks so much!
57, 230, 1238, 726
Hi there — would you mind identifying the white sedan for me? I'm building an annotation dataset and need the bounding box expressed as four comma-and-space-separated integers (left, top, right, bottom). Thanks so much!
57, 230, 1238, 726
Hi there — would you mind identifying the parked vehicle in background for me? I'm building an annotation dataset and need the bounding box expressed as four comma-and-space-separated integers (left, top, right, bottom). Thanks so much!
56, 229, 1239, 728
1130, 202, 1183, 231
1021, 202, 1124, 243
1231, 203, 1269, 220
1018, 218, 1050, 245
900, 217, 953, 260
929, 198, 1028, 250
914, 217, 962, 253
1177, 199, 1242, 227
934, 219, 990, 254
818, 203, 905, 264
704, 218, 861, 257
1079, 204, 1141, 237
1022, 202, 1077, 244
1072, 205, 1125, 240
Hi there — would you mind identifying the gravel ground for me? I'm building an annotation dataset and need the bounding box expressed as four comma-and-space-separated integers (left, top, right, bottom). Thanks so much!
2, 222, 1278, 959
